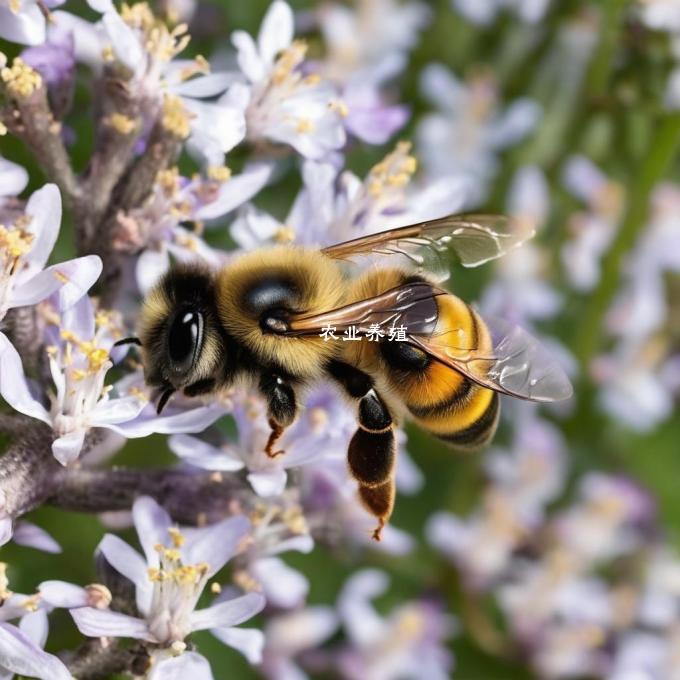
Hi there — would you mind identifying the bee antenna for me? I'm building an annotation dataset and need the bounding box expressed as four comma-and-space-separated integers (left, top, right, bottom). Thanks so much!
156, 388, 175, 415
114, 336, 142, 347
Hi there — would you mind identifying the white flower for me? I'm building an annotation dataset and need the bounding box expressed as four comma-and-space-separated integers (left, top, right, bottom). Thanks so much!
232, 142, 466, 252
0, 0, 65, 45
0, 155, 28, 205
561, 155, 624, 292
71, 496, 266, 671
0, 183, 102, 323
0, 597, 71, 680
170, 385, 352, 497
261, 606, 339, 680
228, 0, 346, 159
417, 63, 540, 205
452, 0, 551, 25
52, 1, 244, 165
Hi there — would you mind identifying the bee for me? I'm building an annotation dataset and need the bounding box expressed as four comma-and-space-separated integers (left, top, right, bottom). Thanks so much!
119, 215, 572, 540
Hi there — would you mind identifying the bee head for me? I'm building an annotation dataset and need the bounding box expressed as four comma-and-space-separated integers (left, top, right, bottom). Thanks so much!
137, 264, 228, 412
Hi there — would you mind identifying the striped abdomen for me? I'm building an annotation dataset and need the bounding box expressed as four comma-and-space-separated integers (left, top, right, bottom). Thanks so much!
381, 292, 500, 451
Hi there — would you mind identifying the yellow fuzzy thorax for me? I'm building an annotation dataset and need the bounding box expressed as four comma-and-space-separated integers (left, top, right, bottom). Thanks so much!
216, 246, 346, 379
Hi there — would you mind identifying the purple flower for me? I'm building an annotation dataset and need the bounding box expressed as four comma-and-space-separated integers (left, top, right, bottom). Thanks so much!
336, 569, 455, 680
21, 28, 74, 87
0, 155, 28, 205
261, 606, 338, 680
452, 0, 551, 25
71, 496, 265, 670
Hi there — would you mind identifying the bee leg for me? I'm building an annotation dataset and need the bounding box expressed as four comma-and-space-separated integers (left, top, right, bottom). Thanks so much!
348, 389, 397, 541
259, 372, 298, 458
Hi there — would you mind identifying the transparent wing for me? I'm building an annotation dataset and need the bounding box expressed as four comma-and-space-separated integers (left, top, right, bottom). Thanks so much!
286, 282, 444, 336
321, 214, 535, 281
410, 315, 573, 403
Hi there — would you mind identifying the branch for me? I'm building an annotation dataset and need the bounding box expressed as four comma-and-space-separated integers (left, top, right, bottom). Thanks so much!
0, 428, 111, 523
49, 466, 250, 525
67, 639, 149, 680
0, 70, 79, 202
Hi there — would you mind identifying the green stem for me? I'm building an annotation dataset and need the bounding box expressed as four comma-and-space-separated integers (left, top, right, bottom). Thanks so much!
573, 113, 680, 367
586, 0, 629, 100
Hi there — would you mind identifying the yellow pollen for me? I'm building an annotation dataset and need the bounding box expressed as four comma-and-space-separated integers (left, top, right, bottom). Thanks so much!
281, 506, 308, 535
1, 58, 42, 98
168, 527, 186, 547
207, 165, 232, 182
296, 118, 315, 134
0, 562, 11, 601
272, 40, 308, 85
274, 225, 295, 243
170, 640, 186, 656
180, 54, 210, 81
104, 113, 137, 135
21, 594, 41, 613
0, 121, 7, 136
101, 45, 115, 62
9, 0, 20, 12
53, 270, 70, 284
161, 94, 191, 139
0, 223, 35, 259
210, 582, 222, 594
233, 570, 261, 593
157, 166, 180, 194
328, 99, 349, 117
304, 74, 321, 86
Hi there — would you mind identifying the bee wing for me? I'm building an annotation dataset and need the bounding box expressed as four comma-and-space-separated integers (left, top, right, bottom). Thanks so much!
321, 214, 534, 281
286, 282, 446, 336
409, 316, 573, 403
285, 283, 572, 403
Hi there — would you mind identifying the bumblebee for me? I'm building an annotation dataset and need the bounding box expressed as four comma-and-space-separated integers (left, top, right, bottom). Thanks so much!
122, 215, 572, 539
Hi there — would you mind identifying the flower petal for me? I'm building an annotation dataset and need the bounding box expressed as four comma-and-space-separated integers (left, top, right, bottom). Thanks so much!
18, 610, 48, 649
132, 496, 172, 566
12, 521, 61, 554
257, 0, 294, 68
0, 333, 50, 424
183, 515, 250, 577
97, 534, 151, 613
136, 247, 171, 296
0, 5, 46, 46
103, 11, 143, 73
24, 184, 62, 273
231, 30, 265, 83
171, 72, 237, 98
194, 163, 273, 221
168, 434, 244, 472
148, 652, 214, 680
52, 429, 86, 466
90, 395, 146, 426
110, 403, 226, 438
38, 581, 87, 609
251, 557, 308, 609
71, 607, 154, 641
211, 627, 264, 664
0, 156, 29, 197
10, 255, 102, 309
247, 469, 287, 497
190, 592, 265, 632
0, 517, 14, 547
0, 621, 71, 680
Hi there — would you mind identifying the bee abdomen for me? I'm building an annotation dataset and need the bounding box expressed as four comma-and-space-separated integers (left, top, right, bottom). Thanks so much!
432, 392, 500, 451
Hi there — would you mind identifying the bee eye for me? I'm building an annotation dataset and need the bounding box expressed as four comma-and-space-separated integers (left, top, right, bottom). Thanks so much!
168, 310, 203, 373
